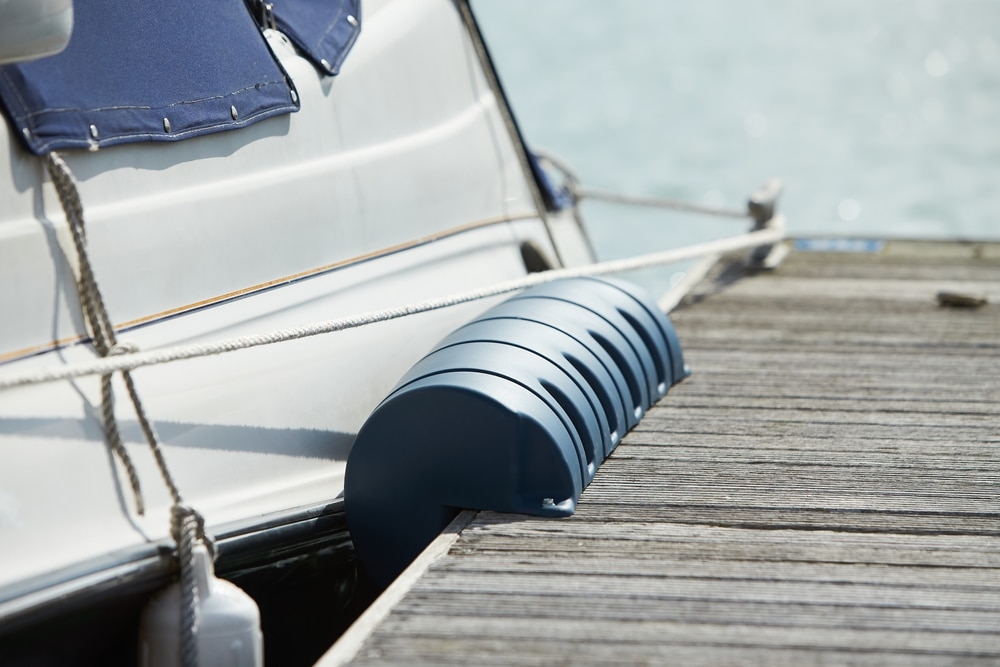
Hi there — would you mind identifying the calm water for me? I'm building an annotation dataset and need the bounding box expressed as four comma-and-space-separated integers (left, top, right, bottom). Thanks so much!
473, 0, 1000, 269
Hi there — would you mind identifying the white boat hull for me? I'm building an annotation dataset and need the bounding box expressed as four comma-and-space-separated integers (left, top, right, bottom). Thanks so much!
0, 0, 594, 654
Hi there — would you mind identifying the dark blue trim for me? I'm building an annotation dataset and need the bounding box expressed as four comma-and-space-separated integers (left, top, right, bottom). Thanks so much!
530, 152, 575, 211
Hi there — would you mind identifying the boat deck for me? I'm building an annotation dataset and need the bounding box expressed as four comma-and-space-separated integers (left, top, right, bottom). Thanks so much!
320, 239, 1000, 666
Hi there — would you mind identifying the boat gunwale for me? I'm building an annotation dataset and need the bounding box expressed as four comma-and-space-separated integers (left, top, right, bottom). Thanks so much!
0, 498, 351, 634
0, 211, 540, 366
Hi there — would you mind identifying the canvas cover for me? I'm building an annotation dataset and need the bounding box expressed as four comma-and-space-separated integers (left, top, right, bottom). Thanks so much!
0, 0, 360, 154
273, 0, 361, 76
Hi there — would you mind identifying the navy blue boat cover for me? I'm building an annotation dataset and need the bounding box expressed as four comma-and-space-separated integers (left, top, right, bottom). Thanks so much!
0, 0, 360, 155
274, 0, 361, 76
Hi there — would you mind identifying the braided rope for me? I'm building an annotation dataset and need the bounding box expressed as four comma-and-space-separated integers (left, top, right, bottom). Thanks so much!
172, 505, 202, 667
45, 153, 147, 515
532, 148, 752, 220
33, 135, 785, 667
45, 152, 205, 667
574, 185, 751, 219
0, 224, 784, 392
32, 148, 785, 667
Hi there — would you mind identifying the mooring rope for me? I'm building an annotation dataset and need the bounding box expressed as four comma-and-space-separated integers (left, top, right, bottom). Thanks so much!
28, 147, 785, 667
532, 148, 754, 220
0, 224, 783, 392
573, 185, 751, 219
171, 503, 212, 667
45, 152, 206, 667
44, 153, 147, 516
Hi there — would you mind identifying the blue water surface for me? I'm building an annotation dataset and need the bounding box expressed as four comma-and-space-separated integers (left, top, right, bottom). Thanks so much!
473, 0, 1000, 266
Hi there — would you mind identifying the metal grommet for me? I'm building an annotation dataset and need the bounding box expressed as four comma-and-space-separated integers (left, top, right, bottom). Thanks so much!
347, 14, 358, 27
163, 117, 171, 132
290, 89, 298, 104
89, 124, 99, 140
21, 127, 31, 141
230, 105, 239, 120
320, 59, 332, 71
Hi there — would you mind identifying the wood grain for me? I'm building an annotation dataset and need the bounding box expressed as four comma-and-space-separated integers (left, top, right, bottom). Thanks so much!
337, 241, 1000, 666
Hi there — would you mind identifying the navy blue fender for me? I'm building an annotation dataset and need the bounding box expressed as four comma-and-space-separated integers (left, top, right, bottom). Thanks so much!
580, 276, 689, 386
510, 288, 664, 406
396, 340, 601, 485
345, 277, 688, 584
437, 317, 624, 457
484, 298, 650, 426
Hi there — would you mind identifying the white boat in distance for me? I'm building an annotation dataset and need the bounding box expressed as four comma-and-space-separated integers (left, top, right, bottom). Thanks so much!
0, 0, 600, 662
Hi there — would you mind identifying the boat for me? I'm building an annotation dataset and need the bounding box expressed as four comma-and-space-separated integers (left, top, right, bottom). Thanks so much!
0, 0, 598, 662
0, 1, 781, 664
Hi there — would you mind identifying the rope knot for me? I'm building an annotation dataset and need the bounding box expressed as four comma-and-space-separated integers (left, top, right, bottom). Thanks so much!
109, 341, 139, 356
170, 503, 211, 667
170, 503, 216, 560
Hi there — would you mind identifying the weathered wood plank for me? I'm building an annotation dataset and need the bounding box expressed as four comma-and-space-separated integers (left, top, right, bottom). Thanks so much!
327, 242, 1000, 666
350, 640, 1000, 667
692, 277, 1000, 303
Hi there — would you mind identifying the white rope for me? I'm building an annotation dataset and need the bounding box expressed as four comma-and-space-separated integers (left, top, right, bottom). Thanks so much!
34, 141, 783, 667
0, 225, 784, 392
532, 148, 751, 220
574, 185, 750, 219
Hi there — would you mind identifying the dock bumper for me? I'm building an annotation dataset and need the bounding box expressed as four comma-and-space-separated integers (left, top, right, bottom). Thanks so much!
345, 277, 688, 584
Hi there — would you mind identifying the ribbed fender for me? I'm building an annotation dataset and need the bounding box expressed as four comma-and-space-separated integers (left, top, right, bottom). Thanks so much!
345, 277, 687, 584
579, 276, 690, 385
396, 341, 600, 485
345, 371, 582, 585
437, 318, 624, 457
524, 279, 676, 394
483, 298, 649, 426
511, 289, 665, 404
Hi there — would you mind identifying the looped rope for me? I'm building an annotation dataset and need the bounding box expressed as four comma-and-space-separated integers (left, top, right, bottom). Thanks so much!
45, 152, 148, 515
171, 504, 202, 667
109, 341, 140, 356
171, 503, 216, 561
36, 143, 781, 667
45, 151, 209, 667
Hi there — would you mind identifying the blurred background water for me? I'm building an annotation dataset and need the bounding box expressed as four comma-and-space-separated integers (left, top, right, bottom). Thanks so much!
472, 0, 1000, 275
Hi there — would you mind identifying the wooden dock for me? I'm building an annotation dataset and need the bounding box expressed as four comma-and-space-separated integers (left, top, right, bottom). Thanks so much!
320, 239, 1000, 666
